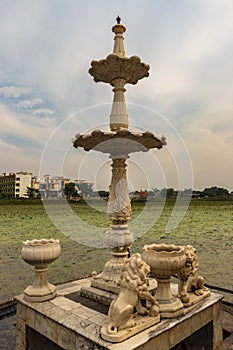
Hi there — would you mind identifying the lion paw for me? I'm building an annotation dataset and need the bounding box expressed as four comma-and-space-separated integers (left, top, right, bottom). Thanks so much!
181, 295, 190, 303
119, 318, 136, 330
149, 304, 159, 317
138, 307, 148, 316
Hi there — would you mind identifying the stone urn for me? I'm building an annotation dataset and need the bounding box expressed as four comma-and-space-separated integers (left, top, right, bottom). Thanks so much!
21, 239, 60, 302
142, 243, 186, 318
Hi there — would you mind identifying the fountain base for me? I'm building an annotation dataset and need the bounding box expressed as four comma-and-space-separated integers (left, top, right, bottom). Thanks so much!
81, 278, 157, 305
15, 277, 223, 349
101, 314, 160, 343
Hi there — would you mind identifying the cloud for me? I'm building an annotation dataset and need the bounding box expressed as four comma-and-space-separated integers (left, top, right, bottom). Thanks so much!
0, 103, 56, 147
1, 86, 56, 118
15, 98, 42, 109
0, 138, 21, 153
0, 85, 31, 98
0, 1, 232, 189
32, 108, 55, 116
0, 138, 40, 174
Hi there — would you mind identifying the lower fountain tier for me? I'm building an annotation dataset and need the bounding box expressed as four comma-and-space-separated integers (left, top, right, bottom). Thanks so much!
73, 129, 166, 156
15, 277, 223, 350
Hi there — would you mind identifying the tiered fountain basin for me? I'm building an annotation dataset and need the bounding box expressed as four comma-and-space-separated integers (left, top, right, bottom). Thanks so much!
73, 129, 166, 155
89, 54, 150, 85
142, 243, 186, 318
21, 239, 60, 302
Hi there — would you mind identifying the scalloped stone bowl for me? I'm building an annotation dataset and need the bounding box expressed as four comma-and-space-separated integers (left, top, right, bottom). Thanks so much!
21, 239, 60, 302
142, 243, 186, 318
22, 239, 60, 266
142, 243, 186, 277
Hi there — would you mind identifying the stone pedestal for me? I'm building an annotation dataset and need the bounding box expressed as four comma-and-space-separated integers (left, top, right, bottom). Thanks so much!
23, 267, 57, 302
15, 277, 223, 350
156, 277, 184, 318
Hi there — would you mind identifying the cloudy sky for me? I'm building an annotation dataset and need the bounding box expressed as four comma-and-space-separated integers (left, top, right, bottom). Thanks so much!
0, 0, 232, 191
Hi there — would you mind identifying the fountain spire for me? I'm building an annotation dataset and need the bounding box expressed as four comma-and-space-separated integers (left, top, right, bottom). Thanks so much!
110, 15, 128, 131
89, 17, 150, 131
112, 16, 126, 58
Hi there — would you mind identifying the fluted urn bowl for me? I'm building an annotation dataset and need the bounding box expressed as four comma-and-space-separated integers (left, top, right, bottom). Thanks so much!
142, 243, 186, 277
142, 243, 186, 318
22, 239, 60, 267
21, 239, 60, 302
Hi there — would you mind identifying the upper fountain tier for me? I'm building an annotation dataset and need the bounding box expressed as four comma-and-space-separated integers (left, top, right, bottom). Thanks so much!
73, 17, 166, 156
89, 16, 150, 86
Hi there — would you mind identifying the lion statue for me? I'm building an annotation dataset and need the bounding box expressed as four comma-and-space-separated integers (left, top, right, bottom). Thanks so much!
178, 245, 208, 303
107, 253, 159, 334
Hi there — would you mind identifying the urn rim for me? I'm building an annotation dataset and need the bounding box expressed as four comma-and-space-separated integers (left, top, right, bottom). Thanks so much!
22, 238, 60, 247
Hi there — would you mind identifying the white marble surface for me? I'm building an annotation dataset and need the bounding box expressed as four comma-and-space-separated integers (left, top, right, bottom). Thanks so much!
15, 277, 223, 350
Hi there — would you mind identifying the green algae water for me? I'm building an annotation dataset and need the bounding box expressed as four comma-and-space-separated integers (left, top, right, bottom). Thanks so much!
0, 199, 232, 300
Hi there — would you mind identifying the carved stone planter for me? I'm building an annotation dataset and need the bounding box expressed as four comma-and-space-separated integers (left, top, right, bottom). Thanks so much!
142, 243, 186, 318
21, 239, 60, 302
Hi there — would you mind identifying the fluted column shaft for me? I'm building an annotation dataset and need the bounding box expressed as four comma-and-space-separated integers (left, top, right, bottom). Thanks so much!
110, 79, 128, 131
107, 158, 131, 224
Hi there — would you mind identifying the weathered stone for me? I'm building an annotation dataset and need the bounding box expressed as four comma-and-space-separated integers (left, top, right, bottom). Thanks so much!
177, 245, 210, 306
142, 243, 186, 318
21, 239, 60, 302
100, 254, 160, 342
15, 277, 223, 349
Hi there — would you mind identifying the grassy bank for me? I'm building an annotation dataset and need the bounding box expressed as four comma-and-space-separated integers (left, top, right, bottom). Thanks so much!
0, 199, 232, 300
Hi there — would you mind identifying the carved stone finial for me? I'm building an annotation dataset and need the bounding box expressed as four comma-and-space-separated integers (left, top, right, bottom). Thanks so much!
116, 15, 121, 24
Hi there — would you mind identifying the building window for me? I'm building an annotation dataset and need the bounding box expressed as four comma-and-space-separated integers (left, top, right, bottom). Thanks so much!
16, 177, 20, 181
16, 189, 20, 193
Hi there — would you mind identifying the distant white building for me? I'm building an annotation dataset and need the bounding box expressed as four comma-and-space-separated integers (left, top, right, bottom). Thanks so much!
0, 171, 32, 198
36, 175, 70, 199
0, 172, 90, 199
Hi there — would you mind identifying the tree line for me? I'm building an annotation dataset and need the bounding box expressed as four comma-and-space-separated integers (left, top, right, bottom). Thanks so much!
63, 184, 231, 201
1, 183, 230, 200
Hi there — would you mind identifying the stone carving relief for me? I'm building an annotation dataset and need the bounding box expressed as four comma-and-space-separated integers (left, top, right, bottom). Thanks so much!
106, 253, 159, 334
178, 245, 209, 304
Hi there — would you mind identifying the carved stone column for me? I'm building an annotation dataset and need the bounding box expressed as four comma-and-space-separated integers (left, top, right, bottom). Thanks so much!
91, 157, 133, 293
107, 158, 131, 223
110, 79, 128, 131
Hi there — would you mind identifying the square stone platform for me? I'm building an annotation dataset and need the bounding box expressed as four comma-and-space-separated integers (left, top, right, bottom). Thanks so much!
15, 277, 223, 350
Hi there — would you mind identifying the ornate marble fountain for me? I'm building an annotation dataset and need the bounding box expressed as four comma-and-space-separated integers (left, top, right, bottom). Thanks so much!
73, 16, 166, 295
71, 16, 211, 340
16, 17, 222, 350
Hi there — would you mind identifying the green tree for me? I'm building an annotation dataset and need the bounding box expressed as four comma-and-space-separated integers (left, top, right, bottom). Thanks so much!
0, 186, 6, 199
167, 188, 176, 198
79, 183, 93, 197
201, 186, 229, 198
98, 190, 109, 198
64, 183, 77, 200
25, 187, 41, 199
160, 188, 176, 198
